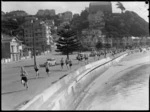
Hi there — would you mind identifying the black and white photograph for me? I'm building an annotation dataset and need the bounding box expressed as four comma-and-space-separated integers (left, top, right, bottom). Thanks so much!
1, 1, 150, 110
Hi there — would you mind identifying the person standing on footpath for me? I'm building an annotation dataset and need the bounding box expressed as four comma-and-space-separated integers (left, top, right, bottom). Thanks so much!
34, 64, 40, 78
20, 66, 28, 89
60, 57, 64, 70
45, 62, 50, 76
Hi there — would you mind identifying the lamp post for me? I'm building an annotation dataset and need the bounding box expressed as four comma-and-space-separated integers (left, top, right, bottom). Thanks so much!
31, 20, 37, 67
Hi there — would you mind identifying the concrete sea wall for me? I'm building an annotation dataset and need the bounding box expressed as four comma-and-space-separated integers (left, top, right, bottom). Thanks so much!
19, 53, 128, 110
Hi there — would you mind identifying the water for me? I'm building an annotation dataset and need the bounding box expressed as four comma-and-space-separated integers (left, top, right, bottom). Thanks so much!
77, 64, 150, 110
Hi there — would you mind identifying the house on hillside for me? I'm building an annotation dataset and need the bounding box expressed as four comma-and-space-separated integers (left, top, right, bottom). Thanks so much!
1, 35, 23, 62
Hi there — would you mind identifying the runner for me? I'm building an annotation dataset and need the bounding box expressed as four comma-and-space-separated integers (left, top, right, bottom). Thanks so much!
45, 62, 50, 76
65, 58, 69, 69
84, 54, 89, 64
97, 52, 101, 60
34, 64, 39, 78
60, 57, 64, 70
69, 59, 72, 69
20, 66, 28, 89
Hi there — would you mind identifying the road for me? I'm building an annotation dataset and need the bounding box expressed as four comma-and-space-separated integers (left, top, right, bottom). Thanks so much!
76, 51, 150, 110
2, 51, 114, 110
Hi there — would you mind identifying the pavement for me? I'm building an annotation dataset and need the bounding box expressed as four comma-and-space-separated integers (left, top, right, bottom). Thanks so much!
76, 51, 150, 110
2, 50, 115, 110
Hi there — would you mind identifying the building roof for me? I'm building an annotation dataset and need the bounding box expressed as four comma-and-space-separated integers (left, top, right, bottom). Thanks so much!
89, 2, 112, 14
2, 34, 22, 43
90, 2, 111, 6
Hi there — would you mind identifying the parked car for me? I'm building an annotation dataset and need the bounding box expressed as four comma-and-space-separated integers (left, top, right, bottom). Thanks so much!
76, 53, 85, 60
89, 51, 97, 57
48, 58, 56, 65
44, 58, 56, 66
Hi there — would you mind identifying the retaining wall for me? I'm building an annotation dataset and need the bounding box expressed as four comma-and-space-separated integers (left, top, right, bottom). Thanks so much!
19, 52, 128, 110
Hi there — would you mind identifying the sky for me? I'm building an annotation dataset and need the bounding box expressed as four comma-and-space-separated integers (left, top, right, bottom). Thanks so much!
2, 1, 149, 22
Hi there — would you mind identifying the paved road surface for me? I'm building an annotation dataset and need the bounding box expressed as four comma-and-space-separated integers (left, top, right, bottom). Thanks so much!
2, 51, 114, 110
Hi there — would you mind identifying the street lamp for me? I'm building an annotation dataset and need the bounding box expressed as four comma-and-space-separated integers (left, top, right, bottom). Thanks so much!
31, 20, 37, 67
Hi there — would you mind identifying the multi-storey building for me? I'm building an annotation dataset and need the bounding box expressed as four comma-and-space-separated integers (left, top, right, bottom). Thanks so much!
86, 2, 113, 47
88, 2, 112, 29
36, 9, 55, 16
73, 13, 79, 19
59, 11, 73, 22
88, 10, 105, 29
45, 20, 55, 26
4, 10, 28, 17
23, 20, 53, 54
89, 2, 112, 14
82, 29, 103, 48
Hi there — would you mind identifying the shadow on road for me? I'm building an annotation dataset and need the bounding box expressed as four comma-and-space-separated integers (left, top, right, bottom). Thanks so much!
28, 76, 45, 80
51, 80, 58, 84
12, 76, 46, 84
14, 100, 30, 110
24, 65, 34, 68
12, 65, 34, 68
2, 89, 26, 95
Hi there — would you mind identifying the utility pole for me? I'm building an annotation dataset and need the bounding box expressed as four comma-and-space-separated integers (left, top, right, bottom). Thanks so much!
31, 20, 37, 67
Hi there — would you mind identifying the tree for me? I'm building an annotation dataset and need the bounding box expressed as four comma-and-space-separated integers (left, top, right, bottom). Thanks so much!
56, 24, 80, 59
95, 41, 103, 50
116, 2, 126, 13
103, 43, 111, 49
71, 9, 89, 34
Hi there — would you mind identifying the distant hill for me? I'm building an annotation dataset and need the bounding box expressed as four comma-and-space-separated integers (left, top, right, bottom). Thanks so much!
123, 10, 149, 37
1, 11, 5, 15
102, 10, 149, 38
1, 9, 149, 38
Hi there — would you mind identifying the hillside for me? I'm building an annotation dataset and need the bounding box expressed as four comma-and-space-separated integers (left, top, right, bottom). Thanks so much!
102, 10, 149, 38
1, 9, 149, 39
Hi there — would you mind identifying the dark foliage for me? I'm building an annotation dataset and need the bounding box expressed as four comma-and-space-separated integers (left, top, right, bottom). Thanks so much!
56, 24, 80, 59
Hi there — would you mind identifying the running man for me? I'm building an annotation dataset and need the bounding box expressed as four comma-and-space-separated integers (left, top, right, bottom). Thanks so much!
45, 62, 50, 76
84, 54, 89, 64
65, 58, 69, 69
20, 66, 28, 89
69, 59, 72, 69
34, 64, 40, 78
60, 57, 64, 70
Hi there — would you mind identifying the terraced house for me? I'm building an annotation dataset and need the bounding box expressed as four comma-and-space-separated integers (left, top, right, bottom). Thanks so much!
1, 35, 23, 63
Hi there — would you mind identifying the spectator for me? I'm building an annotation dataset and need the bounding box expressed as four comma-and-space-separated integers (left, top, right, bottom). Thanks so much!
20, 66, 28, 89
